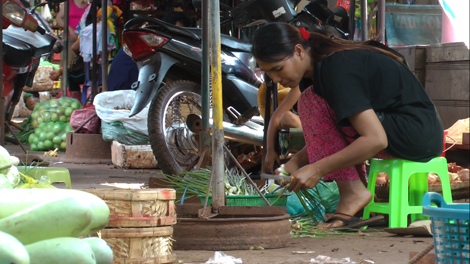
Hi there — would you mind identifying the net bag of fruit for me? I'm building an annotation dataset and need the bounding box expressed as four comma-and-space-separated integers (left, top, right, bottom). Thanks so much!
28, 121, 74, 151
30, 97, 83, 129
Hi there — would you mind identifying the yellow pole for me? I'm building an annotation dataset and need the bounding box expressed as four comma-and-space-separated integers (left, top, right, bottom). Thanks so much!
210, 0, 225, 211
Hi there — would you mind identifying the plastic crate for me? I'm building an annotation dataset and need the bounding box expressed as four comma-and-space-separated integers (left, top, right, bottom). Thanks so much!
423, 192, 470, 264
198, 194, 288, 207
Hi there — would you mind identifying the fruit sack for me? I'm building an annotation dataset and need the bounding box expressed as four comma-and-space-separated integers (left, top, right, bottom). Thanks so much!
93, 90, 150, 136
30, 97, 83, 129
28, 121, 74, 151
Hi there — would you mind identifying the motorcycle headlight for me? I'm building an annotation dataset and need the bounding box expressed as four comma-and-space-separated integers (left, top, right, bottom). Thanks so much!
2, 1, 26, 27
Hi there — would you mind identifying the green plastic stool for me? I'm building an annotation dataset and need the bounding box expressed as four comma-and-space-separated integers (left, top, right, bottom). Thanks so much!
362, 157, 452, 228
17, 166, 72, 189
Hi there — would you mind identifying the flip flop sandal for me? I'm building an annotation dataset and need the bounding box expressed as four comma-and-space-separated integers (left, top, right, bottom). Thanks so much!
325, 212, 384, 229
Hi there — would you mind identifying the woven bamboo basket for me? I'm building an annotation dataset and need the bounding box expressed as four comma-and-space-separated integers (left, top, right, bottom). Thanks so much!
81, 189, 177, 228
101, 226, 176, 264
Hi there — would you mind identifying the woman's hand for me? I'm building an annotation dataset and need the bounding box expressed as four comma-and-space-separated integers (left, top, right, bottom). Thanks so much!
288, 164, 322, 193
49, 69, 63, 81
265, 148, 280, 173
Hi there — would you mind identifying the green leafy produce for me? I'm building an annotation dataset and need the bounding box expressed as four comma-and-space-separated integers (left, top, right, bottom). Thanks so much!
161, 167, 268, 202
11, 115, 34, 144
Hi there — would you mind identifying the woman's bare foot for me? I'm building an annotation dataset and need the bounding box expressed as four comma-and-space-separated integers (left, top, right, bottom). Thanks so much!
318, 179, 372, 228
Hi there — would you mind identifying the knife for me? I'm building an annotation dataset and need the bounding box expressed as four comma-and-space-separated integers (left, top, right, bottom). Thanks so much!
260, 173, 292, 183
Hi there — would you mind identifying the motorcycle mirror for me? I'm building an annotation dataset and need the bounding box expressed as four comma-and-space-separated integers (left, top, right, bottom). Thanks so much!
31, 0, 66, 15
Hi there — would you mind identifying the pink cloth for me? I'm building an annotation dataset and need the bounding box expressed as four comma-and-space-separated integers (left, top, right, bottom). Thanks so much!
298, 86, 393, 182
69, 0, 88, 31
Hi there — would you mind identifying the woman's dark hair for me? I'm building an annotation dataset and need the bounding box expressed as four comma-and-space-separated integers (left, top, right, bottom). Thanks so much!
251, 22, 403, 63
162, 12, 191, 27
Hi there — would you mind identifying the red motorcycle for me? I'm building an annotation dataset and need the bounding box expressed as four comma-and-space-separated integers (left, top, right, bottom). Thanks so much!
2, 0, 60, 142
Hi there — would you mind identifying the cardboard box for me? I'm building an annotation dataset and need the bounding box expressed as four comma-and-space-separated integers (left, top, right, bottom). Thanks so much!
111, 141, 158, 169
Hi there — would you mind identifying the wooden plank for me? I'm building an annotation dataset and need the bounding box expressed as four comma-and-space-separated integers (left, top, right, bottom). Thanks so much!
426, 42, 470, 62
425, 62, 470, 100
435, 106, 470, 129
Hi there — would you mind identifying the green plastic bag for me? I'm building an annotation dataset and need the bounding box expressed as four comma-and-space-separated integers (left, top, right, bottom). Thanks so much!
284, 181, 340, 216
102, 121, 149, 145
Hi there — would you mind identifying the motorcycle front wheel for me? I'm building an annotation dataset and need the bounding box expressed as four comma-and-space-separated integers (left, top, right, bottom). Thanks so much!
147, 80, 204, 176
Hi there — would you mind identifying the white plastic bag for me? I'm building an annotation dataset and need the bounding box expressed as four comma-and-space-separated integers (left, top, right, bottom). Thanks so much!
40, 5, 52, 21
205, 251, 242, 264
93, 90, 150, 135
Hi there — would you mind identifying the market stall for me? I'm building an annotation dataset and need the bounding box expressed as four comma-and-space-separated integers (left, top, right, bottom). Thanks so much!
1, 0, 469, 263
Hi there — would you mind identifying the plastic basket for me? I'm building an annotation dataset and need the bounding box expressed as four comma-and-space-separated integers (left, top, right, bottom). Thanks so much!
423, 192, 470, 264
198, 194, 288, 207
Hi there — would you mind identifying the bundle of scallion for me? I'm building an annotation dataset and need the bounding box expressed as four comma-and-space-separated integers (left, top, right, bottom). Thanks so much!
295, 188, 325, 225
275, 165, 328, 225
161, 168, 212, 202
161, 167, 268, 202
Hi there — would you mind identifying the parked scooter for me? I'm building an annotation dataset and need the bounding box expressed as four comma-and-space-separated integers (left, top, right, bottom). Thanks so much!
121, 0, 350, 175
2, 0, 59, 138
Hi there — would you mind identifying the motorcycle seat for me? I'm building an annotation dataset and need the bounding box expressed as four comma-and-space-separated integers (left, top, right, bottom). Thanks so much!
185, 28, 252, 52
3, 26, 56, 58
2, 34, 34, 67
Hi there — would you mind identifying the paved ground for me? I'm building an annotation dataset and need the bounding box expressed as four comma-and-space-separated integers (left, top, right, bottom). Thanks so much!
4, 143, 436, 264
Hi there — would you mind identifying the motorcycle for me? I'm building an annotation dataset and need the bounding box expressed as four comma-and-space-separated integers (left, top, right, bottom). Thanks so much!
2, 0, 60, 141
121, 0, 351, 176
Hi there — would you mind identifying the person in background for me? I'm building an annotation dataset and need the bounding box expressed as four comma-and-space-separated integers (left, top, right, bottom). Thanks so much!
252, 22, 443, 229
55, 0, 89, 66
258, 82, 302, 170
50, 0, 100, 102
107, 47, 139, 91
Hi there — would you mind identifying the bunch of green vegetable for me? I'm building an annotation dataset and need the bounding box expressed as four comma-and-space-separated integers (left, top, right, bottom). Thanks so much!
12, 115, 34, 144
276, 164, 327, 225
162, 167, 267, 202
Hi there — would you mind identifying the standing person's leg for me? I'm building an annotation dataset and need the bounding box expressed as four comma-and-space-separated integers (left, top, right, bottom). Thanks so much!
68, 73, 84, 102
297, 87, 372, 228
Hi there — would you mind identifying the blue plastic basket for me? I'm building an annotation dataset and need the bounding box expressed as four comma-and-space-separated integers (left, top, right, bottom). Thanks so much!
423, 192, 470, 264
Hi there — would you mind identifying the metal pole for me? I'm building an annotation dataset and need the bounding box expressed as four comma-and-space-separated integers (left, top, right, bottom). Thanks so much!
378, 0, 386, 43
0, 2, 4, 145
349, 0, 355, 40
101, 0, 108, 92
209, 0, 225, 211
201, 0, 211, 160
361, 0, 368, 40
62, 0, 70, 96
91, 0, 98, 101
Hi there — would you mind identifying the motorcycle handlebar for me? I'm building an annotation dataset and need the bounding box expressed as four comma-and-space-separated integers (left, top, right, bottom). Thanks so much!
36, 26, 46, 35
